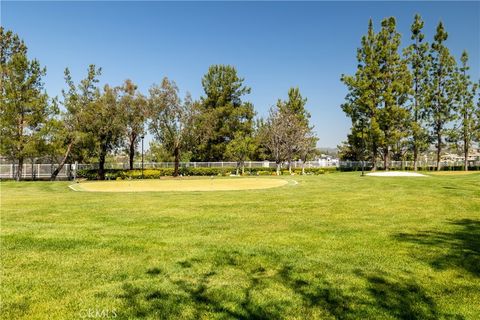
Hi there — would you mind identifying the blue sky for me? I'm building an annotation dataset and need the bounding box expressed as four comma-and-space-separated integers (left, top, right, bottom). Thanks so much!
2, 1, 479, 148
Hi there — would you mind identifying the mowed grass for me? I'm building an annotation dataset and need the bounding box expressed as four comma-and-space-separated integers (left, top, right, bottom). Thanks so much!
73, 177, 288, 192
1, 173, 479, 319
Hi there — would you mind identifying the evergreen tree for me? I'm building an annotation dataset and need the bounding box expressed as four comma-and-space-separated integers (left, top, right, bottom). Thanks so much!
0, 28, 57, 181
403, 14, 431, 171
195, 65, 255, 161
454, 51, 478, 171
477, 82, 480, 144
277, 87, 310, 125
341, 19, 382, 170
376, 17, 412, 170
428, 22, 457, 170
337, 133, 364, 161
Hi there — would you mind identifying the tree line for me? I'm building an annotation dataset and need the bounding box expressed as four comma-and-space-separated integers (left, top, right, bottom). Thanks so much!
0, 28, 317, 181
340, 15, 480, 171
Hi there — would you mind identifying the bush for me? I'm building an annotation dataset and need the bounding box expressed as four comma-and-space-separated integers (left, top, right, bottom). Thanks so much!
255, 170, 276, 176
180, 167, 231, 176
76, 165, 339, 180
77, 167, 235, 180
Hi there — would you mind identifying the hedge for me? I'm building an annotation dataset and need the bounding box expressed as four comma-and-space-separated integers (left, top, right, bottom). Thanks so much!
77, 166, 338, 180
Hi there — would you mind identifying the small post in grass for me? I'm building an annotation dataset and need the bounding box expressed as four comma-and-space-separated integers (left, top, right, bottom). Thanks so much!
141, 135, 145, 179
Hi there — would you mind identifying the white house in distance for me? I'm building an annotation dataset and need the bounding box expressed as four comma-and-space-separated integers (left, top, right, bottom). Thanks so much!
441, 148, 480, 162
316, 154, 339, 167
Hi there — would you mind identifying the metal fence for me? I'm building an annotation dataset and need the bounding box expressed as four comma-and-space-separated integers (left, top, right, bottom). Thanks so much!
1, 159, 478, 180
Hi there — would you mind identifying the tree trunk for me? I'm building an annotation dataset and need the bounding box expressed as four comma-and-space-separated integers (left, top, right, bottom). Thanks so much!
276, 163, 281, 176
241, 161, 245, 175
51, 141, 73, 180
173, 146, 180, 177
301, 161, 305, 175
463, 114, 469, 171
464, 145, 468, 172
371, 144, 378, 171
31, 160, 35, 180
98, 146, 107, 180
129, 139, 135, 170
288, 161, 292, 174
436, 132, 442, 171
16, 157, 24, 181
413, 146, 418, 171
383, 147, 389, 171
413, 74, 419, 172
128, 132, 137, 170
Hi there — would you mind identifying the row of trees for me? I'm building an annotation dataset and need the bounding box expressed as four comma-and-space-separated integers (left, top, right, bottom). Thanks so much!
340, 15, 480, 171
0, 28, 317, 180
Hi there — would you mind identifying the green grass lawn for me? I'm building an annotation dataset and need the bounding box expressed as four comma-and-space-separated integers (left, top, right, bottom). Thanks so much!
1, 173, 479, 319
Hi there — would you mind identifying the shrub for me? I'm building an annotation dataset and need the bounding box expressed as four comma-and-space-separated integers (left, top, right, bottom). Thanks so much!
76, 165, 340, 180
77, 167, 236, 180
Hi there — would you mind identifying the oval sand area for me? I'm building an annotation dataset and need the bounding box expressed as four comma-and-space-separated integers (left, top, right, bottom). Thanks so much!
71, 177, 289, 192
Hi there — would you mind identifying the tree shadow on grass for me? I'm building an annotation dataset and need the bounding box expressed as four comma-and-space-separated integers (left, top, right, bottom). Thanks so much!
115, 250, 465, 319
115, 250, 359, 319
117, 268, 287, 319
275, 264, 358, 319
366, 275, 441, 320
395, 219, 480, 277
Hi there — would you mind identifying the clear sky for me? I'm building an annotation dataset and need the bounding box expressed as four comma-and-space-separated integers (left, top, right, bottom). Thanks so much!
2, 1, 479, 148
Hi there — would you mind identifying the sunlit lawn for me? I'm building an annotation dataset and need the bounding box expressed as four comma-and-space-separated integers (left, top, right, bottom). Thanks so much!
1, 172, 479, 319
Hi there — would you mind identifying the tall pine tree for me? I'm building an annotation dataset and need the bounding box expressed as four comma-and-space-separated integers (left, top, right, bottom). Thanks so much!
428, 22, 457, 170
376, 17, 412, 170
341, 19, 383, 170
0, 28, 57, 181
454, 51, 478, 171
195, 65, 255, 161
403, 14, 431, 171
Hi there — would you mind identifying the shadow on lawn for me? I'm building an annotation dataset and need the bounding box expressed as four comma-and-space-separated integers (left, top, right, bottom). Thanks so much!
117, 266, 291, 319
366, 275, 441, 320
395, 219, 480, 277
115, 251, 464, 320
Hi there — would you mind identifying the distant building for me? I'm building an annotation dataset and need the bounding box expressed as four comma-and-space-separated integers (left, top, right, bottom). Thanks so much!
441, 149, 480, 162
315, 154, 339, 167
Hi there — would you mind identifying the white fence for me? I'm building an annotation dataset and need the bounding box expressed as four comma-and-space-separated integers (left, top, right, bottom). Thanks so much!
339, 160, 480, 170
0, 160, 336, 179
0, 163, 75, 180
75, 160, 337, 170
1, 159, 478, 180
